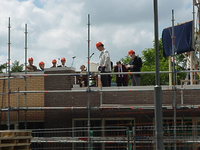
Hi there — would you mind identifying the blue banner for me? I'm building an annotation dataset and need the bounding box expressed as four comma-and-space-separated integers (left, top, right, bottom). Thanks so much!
162, 20, 194, 57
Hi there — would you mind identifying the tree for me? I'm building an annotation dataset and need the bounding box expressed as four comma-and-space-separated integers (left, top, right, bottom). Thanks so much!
118, 39, 186, 85
11, 60, 24, 72
0, 63, 7, 73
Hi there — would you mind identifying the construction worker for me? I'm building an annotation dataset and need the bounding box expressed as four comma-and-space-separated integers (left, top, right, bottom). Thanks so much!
27, 57, 37, 72
38, 61, 45, 71
96, 41, 111, 87
51, 59, 57, 68
127, 50, 142, 86
57, 58, 67, 67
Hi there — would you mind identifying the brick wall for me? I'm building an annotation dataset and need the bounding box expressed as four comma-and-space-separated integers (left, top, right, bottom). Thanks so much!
0, 72, 44, 122
44, 87, 200, 128
1, 69, 200, 129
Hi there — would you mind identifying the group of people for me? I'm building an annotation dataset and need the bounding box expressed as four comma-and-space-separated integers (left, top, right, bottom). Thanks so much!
96, 42, 142, 87
27, 41, 143, 87
26, 57, 67, 72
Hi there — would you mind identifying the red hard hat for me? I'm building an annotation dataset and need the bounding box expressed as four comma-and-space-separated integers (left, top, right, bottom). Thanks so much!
28, 57, 33, 61
61, 58, 66, 61
128, 50, 135, 56
52, 59, 57, 63
96, 42, 103, 48
39, 61, 44, 66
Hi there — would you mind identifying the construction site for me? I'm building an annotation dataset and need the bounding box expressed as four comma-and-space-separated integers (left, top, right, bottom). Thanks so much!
1, 66, 200, 150
1, 0, 200, 150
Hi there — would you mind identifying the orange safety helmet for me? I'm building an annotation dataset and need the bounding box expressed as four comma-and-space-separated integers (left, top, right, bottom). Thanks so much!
52, 59, 57, 63
39, 61, 44, 66
28, 57, 33, 61
96, 42, 103, 48
61, 58, 66, 61
128, 50, 135, 56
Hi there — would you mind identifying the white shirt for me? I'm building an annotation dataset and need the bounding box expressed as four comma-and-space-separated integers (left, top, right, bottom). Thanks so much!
118, 66, 123, 77
186, 57, 190, 69
99, 49, 111, 72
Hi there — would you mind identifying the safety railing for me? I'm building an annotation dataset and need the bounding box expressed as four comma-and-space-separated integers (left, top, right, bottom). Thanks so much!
30, 125, 200, 150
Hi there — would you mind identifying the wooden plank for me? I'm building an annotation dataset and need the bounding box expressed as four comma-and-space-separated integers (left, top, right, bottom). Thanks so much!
15, 131, 32, 137
0, 147, 14, 150
180, 80, 199, 85
0, 130, 32, 150
17, 139, 30, 144
0, 132, 14, 138
0, 143, 16, 147
14, 136, 32, 140
182, 53, 200, 77
14, 145, 30, 150
0, 139, 16, 145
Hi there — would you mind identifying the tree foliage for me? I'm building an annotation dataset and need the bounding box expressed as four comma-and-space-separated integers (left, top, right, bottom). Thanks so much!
0, 63, 7, 73
117, 39, 186, 85
11, 60, 24, 72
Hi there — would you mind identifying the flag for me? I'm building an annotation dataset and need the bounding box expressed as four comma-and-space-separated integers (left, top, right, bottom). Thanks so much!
162, 20, 194, 57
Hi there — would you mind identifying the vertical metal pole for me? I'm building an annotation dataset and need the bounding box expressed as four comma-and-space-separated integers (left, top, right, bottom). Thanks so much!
25, 24, 28, 76
190, 0, 194, 85
132, 126, 136, 150
172, 10, 177, 150
127, 127, 130, 150
169, 56, 172, 85
198, 4, 200, 70
7, 17, 11, 130
189, 0, 195, 85
87, 14, 91, 150
24, 24, 28, 129
17, 87, 19, 129
153, 0, 164, 149
192, 0, 196, 81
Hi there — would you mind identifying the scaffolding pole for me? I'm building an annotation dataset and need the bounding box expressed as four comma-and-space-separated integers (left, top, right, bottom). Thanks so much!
5, 69, 200, 78
0, 104, 199, 111
0, 86, 198, 96
7, 17, 11, 130
153, 0, 164, 149
172, 9, 177, 150
87, 14, 91, 150
24, 23, 28, 129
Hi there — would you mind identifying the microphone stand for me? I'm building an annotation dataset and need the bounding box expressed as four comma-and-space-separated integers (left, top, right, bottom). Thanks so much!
71, 57, 76, 67
88, 53, 94, 59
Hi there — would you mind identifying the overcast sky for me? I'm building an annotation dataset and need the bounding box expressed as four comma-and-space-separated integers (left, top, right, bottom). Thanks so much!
0, 0, 195, 71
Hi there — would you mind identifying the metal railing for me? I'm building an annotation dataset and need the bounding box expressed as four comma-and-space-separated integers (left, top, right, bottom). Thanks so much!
30, 125, 200, 150
31, 126, 131, 150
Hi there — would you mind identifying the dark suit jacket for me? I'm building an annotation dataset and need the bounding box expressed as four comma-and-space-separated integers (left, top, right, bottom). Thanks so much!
114, 64, 128, 84
57, 65, 66, 67
129, 56, 142, 77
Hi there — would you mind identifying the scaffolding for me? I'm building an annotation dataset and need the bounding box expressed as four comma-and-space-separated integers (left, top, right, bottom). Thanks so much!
3, 2, 200, 149
30, 124, 200, 149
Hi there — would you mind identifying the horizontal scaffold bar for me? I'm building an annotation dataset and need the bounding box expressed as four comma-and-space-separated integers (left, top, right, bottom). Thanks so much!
0, 105, 199, 111
31, 136, 200, 143
0, 86, 196, 95
0, 69, 200, 78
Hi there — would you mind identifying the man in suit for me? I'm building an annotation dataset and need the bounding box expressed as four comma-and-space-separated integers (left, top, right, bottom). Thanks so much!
114, 61, 128, 86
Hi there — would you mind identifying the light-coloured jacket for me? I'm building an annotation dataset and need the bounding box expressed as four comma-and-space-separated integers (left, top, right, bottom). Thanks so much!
98, 49, 111, 72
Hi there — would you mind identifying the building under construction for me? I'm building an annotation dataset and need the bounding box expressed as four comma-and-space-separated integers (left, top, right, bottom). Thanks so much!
2, 1, 200, 149
0, 67, 200, 149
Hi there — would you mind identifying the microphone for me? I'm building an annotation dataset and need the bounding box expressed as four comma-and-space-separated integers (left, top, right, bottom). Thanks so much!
71, 56, 76, 67
89, 53, 94, 58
